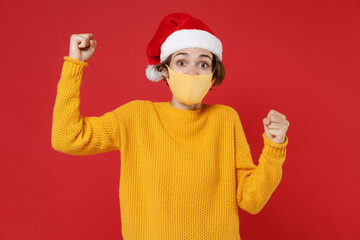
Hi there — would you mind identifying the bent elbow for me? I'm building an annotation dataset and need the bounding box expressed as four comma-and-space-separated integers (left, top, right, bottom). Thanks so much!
51, 134, 61, 152
246, 206, 262, 215
238, 195, 266, 215
51, 133, 72, 154
51, 136, 66, 153
239, 202, 264, 215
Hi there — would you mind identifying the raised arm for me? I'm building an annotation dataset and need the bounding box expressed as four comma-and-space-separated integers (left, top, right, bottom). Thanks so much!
234, 111, 289, 215
51, 34, 120, 155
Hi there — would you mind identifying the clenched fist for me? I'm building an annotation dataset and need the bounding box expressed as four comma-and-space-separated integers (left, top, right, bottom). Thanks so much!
69, 33, 97, 62
263, 110, 290, 144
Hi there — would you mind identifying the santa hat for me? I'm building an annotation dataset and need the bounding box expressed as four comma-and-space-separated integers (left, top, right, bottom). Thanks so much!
145, 12, 223, 82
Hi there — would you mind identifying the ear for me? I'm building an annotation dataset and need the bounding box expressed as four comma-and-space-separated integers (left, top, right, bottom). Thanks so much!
161, 67, 169, 78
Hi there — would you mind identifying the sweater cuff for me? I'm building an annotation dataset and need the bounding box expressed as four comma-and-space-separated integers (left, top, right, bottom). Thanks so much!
261, 132, 288, 166
61, 56, 89, 80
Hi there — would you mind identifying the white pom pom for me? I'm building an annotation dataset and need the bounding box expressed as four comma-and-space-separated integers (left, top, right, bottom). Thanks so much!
146, 65, 164, 82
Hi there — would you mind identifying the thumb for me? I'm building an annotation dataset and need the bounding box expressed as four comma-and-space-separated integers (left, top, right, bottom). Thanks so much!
263, 117, 270, 126
90, 39, 97, 47
263, 117, 273, 140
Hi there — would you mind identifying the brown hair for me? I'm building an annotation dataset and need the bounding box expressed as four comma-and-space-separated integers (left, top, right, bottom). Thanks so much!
153, 52, 225, 91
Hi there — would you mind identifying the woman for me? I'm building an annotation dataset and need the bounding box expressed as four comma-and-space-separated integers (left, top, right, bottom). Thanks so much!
52, 12, 290, 240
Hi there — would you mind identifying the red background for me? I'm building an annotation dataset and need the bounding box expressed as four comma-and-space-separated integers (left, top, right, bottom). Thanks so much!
1, 0, 359, 239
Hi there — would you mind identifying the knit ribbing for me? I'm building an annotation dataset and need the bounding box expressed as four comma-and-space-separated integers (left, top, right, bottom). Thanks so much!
261, 132, 288, 165
62, 56, 88, 78
52, 56, 289, 240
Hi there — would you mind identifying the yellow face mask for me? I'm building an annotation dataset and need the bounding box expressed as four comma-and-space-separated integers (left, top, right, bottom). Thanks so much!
165, 64, 215, 105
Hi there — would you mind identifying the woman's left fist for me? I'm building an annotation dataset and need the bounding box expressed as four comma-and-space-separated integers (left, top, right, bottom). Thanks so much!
263, 110, 290, 144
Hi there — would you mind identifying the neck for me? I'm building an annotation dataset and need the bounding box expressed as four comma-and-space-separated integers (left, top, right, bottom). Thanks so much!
170, 95, 202, 111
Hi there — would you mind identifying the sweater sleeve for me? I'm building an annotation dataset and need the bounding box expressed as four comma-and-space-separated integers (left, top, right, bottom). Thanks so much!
234, 111, 289, 215
51, 56, 121, 155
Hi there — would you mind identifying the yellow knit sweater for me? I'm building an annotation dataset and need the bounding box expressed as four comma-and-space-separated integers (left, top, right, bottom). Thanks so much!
51, 56, 289, 240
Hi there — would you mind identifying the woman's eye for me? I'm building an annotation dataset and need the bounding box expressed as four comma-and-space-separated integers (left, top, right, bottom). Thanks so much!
177, 61, 185, 66
200, 62, 209, 68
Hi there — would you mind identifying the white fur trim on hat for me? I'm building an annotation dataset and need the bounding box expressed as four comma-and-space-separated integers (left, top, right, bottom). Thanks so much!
160, 29, 223, 62
146, 65, 163, 82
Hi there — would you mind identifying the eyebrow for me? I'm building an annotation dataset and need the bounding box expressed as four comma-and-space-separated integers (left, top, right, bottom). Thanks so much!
174, 52, 212, 61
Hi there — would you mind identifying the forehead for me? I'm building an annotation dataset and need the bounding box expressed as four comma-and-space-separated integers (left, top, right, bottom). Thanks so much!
172, 48, 212, 57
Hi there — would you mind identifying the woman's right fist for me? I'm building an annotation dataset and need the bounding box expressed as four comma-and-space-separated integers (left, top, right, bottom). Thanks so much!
69, 33, 97, 62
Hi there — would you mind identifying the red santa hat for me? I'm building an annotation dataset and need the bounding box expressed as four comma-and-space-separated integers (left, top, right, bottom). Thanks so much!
145, 12, 223, 82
